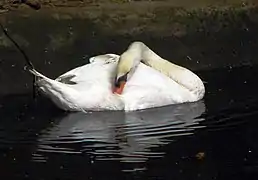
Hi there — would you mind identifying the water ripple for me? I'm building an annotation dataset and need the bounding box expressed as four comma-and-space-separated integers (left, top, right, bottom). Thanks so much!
33, 101, 206, 167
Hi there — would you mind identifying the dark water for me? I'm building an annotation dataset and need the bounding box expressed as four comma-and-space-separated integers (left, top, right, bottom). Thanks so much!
1, 13, 258, 179
1, 65, 258, 180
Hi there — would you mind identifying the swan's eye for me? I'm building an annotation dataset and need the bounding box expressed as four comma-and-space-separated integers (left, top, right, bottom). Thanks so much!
115, 73, 128, 88
113, 73, 128, 94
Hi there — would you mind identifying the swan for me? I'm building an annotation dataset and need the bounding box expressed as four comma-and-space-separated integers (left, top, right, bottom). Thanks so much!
29, 41, 205, 112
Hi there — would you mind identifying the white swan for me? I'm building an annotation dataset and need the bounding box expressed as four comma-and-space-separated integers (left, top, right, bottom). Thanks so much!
30, 41, 205, 112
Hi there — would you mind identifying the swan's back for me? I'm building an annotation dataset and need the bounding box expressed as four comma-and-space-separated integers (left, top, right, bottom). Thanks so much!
34, 53, 200, 112
55, 55, 119, 92
40, 55, 124, 111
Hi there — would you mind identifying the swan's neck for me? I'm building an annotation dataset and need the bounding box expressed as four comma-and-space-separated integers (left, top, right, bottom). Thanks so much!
128, 42, 205, 95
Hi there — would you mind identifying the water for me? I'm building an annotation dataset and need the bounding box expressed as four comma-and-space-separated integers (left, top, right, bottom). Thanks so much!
1, 65, 258, 179
1, 12, 258, 179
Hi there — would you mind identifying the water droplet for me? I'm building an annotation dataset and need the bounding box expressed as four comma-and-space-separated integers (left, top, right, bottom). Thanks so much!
186, 56, 192, 60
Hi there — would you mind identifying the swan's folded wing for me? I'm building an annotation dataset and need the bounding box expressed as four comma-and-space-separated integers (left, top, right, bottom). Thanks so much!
55, 65, 88, 84
55, 54, 119, 85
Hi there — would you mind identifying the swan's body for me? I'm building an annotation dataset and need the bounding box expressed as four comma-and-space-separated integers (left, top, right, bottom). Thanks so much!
30, 42, 205, 112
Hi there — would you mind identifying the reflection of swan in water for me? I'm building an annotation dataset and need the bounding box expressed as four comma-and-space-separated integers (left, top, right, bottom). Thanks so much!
35, 101, 206, 164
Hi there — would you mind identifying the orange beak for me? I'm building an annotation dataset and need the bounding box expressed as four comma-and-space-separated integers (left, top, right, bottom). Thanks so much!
113, 81, 126, 95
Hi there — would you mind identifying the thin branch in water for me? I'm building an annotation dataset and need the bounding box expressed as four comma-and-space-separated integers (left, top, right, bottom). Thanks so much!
0, 23, 37, 99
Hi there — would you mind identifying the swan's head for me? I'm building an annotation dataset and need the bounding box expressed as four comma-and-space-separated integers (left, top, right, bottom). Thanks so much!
113, 51, 140, 94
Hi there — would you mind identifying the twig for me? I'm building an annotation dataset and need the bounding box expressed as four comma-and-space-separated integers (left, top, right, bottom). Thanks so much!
0, 23, 37, 99
0, 24, 34, 69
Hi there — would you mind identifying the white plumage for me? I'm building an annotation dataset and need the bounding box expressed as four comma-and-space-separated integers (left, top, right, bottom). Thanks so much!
30, 42, 205, 112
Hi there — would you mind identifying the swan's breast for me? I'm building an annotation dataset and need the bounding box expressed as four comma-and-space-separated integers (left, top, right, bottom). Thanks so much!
121, 63, 194, 111
124, 63, 184, 91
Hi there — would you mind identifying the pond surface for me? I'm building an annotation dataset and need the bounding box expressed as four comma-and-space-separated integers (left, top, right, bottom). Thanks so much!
0, 65, 258, 180
1, 7, 258, 179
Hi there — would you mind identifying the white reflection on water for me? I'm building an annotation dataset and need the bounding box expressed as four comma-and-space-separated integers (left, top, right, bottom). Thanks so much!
34, 101, 206, 163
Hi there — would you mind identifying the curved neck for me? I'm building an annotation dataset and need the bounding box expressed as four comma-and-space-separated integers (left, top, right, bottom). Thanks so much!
127, 42, 204, 94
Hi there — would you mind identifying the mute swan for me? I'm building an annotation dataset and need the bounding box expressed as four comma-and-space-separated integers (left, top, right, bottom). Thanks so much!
30, 41, 205, 112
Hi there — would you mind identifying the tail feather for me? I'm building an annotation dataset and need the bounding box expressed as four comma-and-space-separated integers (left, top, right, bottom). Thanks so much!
28, 68, 79, 111
28, 68, 74, 93
29, 69, 48, 79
